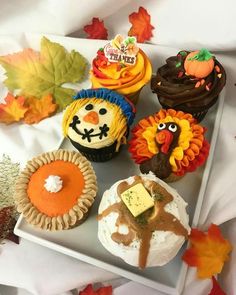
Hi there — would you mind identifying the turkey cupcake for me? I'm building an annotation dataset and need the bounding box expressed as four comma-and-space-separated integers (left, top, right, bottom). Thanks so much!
98, 173, 190, 268
151, 49, 226, 121
129, 109, 210, 182
62, 88, 136, 162
90, 35, 152, 104
14, 150, 97, 230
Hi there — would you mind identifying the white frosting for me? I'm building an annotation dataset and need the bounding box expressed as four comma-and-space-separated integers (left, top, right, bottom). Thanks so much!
44, 175, 63, 193
67, 100, 115, 149
98, 173, 190, 267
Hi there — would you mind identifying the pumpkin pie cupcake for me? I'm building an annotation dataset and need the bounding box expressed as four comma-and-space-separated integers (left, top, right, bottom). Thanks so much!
90, 35, 152, 104
14, 150, 97, 230
129, 109, 210, 182
151, 48, 226, 121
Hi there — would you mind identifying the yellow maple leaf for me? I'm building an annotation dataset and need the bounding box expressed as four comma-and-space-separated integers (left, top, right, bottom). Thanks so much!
23, 94, 57, 124
0, 93, 28, 124
182, 224, 233, 278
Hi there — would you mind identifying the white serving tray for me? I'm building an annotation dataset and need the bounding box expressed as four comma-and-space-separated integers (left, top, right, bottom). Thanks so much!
14, 34, 225, 295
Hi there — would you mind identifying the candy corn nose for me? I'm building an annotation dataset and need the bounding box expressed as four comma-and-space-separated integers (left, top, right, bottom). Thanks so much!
83, 111, 99, 125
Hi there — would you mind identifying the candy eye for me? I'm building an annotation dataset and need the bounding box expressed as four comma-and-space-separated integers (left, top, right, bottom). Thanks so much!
85, 104, 93, 111
99, 108, 107, 115
168, 124, 178, 132
158, 123, 166, 130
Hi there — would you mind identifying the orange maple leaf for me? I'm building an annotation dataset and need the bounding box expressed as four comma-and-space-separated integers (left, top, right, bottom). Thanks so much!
84, 18, 108, 40
23, 94, 57, 124
128, 7, 155, 43
0, 93, 28, 124
182, 224, 232, 279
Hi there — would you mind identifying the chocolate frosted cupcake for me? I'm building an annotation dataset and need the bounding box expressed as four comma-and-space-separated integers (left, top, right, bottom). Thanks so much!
62, 88, 136, 162
151, 49, 226, 121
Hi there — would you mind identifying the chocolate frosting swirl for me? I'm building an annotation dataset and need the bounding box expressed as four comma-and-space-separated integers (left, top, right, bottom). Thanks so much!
151, 51, 226, 113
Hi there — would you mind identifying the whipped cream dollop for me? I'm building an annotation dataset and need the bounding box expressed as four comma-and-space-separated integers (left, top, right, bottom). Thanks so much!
44, 175, 63, 193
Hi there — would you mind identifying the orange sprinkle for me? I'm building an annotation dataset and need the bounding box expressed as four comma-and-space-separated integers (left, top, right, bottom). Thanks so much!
200, 79, 205, 85
215, 65, 220, 73
195, 81, 201, 88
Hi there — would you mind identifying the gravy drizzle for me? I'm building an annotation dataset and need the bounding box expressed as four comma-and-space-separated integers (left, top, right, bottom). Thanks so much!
97, 176, 188, 269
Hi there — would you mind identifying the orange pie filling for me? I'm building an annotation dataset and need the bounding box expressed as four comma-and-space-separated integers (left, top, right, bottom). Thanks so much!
27, 160, 85, 217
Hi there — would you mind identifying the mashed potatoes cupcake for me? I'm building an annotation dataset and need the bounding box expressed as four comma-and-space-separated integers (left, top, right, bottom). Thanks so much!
90, 35, 152, 104
98, 173, 190, 268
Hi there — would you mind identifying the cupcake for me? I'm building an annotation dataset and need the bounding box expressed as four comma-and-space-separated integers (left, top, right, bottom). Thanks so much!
129, 109, 210, 182
62, 88, 136, 162
97, 173, 190, 268
90, 35, 152, 104
151, 48, 226, 121
14, 150, 97, 230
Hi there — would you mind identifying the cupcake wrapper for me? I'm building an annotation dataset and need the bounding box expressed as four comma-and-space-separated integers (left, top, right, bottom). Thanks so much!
125, 88, 142, 105
69, 138, 118, 162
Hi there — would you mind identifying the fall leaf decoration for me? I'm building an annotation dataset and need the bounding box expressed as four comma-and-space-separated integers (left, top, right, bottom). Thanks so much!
182, 224, 232, 279
79, 284, 112, 295
23, 94, 57, 124
128, 7, 154, 43
208, 276, 226, 295
0, 93, 28, 124
0, 37, 87, 111
84, 18, 108, 40
0, 207, 19, 244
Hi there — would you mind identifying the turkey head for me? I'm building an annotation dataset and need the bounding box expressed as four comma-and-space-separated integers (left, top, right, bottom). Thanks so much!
140, 122, 181, 179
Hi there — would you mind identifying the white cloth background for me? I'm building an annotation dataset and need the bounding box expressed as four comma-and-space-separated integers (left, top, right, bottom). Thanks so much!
0, 0, 236, 294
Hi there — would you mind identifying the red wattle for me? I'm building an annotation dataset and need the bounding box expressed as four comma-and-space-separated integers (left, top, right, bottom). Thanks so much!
156, 130, 174, 154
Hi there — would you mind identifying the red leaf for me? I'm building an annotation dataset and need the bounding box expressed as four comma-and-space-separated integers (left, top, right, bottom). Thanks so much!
128, 7, 155, 43
84, 18, 108, 40
79, 284, 112, 295
208, 277, 227, 295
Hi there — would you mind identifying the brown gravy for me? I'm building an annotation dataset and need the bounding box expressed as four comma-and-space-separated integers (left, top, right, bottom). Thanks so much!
97, 176, 188, 269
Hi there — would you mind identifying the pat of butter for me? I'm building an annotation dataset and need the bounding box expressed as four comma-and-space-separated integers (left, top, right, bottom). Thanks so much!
121, 183, 154, 217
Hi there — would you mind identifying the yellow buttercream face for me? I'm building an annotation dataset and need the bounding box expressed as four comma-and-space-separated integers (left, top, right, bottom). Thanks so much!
63, 98, 128, 150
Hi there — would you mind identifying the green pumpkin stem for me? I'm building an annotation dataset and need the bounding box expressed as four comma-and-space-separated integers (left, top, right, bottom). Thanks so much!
188, 48, 213, 61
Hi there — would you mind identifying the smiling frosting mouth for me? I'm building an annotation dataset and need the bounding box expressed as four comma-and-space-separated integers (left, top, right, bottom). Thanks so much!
69, 115, 110, 143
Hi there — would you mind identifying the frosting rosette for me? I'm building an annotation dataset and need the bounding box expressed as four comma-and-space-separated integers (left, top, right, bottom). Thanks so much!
129, 109, 210, 182
151, 49, 226, 121
90, 35, 152, 104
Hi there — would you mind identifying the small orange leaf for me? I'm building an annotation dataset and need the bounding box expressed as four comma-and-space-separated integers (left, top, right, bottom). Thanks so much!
0, 93, 28, 124
128, 7, 155, 43
23, 94, 57, 124
182, 224, 232, 279
84, 18, 108, 40
208, 276, 226, 295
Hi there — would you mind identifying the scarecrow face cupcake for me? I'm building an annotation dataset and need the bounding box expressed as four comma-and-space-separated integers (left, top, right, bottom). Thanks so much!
90, 35, 152, 104
151, 48, 226, 121
63, 88, 136, 162
129, 109, 210, 182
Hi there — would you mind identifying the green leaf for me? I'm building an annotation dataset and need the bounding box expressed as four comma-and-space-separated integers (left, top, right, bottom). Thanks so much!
0, 37, 87, 111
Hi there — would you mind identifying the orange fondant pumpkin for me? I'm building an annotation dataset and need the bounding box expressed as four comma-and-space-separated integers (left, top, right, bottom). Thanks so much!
184, 48, 214, 79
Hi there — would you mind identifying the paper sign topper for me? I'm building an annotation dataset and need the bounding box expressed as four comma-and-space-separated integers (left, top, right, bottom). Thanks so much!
104, 35, 139, 65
